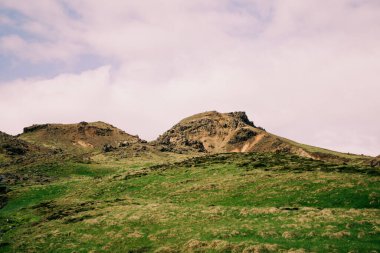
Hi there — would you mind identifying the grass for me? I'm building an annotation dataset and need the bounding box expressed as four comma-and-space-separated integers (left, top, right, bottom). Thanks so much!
1, 183, 68, 214
0, 152, 379, 252
0, 154, 10, 164
278, 135, 371, 162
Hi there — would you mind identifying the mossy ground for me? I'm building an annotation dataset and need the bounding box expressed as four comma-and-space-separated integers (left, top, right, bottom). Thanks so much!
0, 153, 379, 252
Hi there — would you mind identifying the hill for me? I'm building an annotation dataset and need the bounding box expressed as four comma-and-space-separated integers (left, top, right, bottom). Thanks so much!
19, 121, 142, 152
154, 111, 372, 165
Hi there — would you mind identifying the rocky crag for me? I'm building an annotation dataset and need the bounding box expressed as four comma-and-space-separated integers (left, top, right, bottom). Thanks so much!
154, 111, 313, 157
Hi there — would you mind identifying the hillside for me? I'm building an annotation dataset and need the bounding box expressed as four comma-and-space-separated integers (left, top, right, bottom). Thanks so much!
0, 152, 379, 252
1, 131, 30, 164
19, 121, 142, 152
0, 131, 59, 166
0, 131, 61, 208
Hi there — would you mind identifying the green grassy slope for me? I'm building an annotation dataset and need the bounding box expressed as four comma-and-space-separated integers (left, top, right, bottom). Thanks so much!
0, 153, 379, 252
275, 135, 373, 164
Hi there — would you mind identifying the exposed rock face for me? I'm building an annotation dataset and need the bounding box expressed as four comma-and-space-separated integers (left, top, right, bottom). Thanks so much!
153, 111, 318, 158
228, 128, 257, 145
154, 111, 263, 153
226, 112, 255, 128
19, 121, 142, 151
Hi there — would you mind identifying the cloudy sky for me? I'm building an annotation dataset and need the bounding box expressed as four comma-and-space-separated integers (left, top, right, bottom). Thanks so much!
0, 0, 379, 156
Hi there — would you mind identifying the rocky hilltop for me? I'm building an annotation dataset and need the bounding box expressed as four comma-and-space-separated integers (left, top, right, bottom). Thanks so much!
19, 121, 142, 152
153, 111, 377, 166
154, 111, 313, 157
155, 111, 256, 152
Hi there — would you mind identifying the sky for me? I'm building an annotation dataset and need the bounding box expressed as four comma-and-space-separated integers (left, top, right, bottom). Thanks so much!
0, 0, 379, 156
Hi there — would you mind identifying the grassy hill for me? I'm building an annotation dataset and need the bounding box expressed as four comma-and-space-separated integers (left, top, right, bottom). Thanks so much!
19, 121, 142, 152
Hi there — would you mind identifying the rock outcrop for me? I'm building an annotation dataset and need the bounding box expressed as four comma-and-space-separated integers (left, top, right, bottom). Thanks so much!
154, 111, 312, 157
154, 111, 255, 152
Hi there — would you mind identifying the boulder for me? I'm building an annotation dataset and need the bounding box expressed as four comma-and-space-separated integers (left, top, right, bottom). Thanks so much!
119, 141, 130, 147
102, 144, 116, 152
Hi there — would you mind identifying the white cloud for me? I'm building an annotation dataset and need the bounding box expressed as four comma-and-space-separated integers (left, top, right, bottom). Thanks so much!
0, 66, 112, 129
0, 0, 379, 156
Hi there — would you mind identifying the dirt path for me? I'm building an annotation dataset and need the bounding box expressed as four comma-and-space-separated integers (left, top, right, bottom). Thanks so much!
241, 133, 265, 152
231, 133, 266, 152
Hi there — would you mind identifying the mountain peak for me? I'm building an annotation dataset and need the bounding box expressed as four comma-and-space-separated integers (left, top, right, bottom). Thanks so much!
179, 111, 255, 127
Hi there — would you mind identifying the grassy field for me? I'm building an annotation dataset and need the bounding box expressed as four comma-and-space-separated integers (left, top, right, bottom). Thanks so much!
0, 152, 379, 252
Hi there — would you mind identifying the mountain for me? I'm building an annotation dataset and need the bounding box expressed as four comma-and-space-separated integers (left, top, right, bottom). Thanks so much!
18, 121, 142, 152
